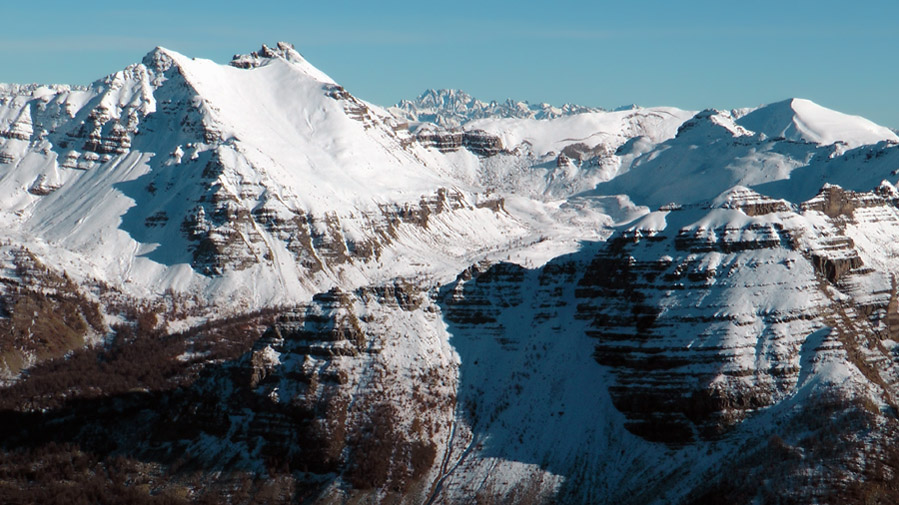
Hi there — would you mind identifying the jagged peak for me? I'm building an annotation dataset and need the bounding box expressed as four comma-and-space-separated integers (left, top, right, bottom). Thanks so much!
397, 89, 480, 112
141, 46, 180, 74
675, 108, 752, 139
394, 88, 602, 127
0, 82, 87, 97
229, 42, 335, 84
418, 88, 471, 99
419, 88, 474, 100
138, 43, 336, 87
877, 179, 899, 199
230, 42, 304, 67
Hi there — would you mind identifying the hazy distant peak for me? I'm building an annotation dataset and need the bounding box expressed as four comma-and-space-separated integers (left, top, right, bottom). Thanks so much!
393, 88, 603, 127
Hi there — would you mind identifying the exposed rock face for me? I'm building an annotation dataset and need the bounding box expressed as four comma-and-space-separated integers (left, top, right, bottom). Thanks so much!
438, 182, 899, 453
718, 186, 791, 216
3, 283, 457, 501
800, 183, 883, 218
560, 141, 615, 162
582, 184, 899, 444
413, 126, 504, 156
0, 65, 152, 172
415, 127, 462, 153
0, 248, 105, 380
438, 216, 817, 446
579, 224, 820, 442
0, 105, 34, 141
229, 42, 306, 69
176, 178, 489, 276
461, 129, 504, 157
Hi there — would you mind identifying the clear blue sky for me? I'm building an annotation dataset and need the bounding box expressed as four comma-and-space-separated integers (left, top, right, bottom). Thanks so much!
2, 0, 897, 127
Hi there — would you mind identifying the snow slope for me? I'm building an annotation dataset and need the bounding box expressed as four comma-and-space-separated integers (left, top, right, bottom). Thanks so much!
591, 107, 899, 209
467, 106, 692, 158
735, 98, 898, 148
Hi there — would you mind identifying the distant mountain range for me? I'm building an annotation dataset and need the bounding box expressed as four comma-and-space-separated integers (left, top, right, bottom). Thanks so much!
390, 88, 604, 127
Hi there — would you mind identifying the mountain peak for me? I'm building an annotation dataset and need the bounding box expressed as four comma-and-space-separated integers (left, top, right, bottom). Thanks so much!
141, 46, 181, 74
227, 42, 335, 84
736, 97, 898, 148
230, 41, 303, 67
675, 108, 752, 140
416, 88, 475, 104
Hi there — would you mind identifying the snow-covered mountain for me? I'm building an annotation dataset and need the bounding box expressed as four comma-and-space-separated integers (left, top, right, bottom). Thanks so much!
0, 43, 534, 309
735, 98, 898, 148
3, 42, 899, 504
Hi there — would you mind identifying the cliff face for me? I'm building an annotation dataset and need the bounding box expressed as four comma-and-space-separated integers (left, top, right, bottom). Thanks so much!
154, 285, 458, 500
426, 183, 899, 503
413, 127, 505, 157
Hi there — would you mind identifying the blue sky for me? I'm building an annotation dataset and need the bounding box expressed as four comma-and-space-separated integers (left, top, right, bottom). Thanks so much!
2, 0, 897, 127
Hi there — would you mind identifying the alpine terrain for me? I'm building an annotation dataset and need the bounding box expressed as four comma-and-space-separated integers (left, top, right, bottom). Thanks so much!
3, 42, 899, 504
